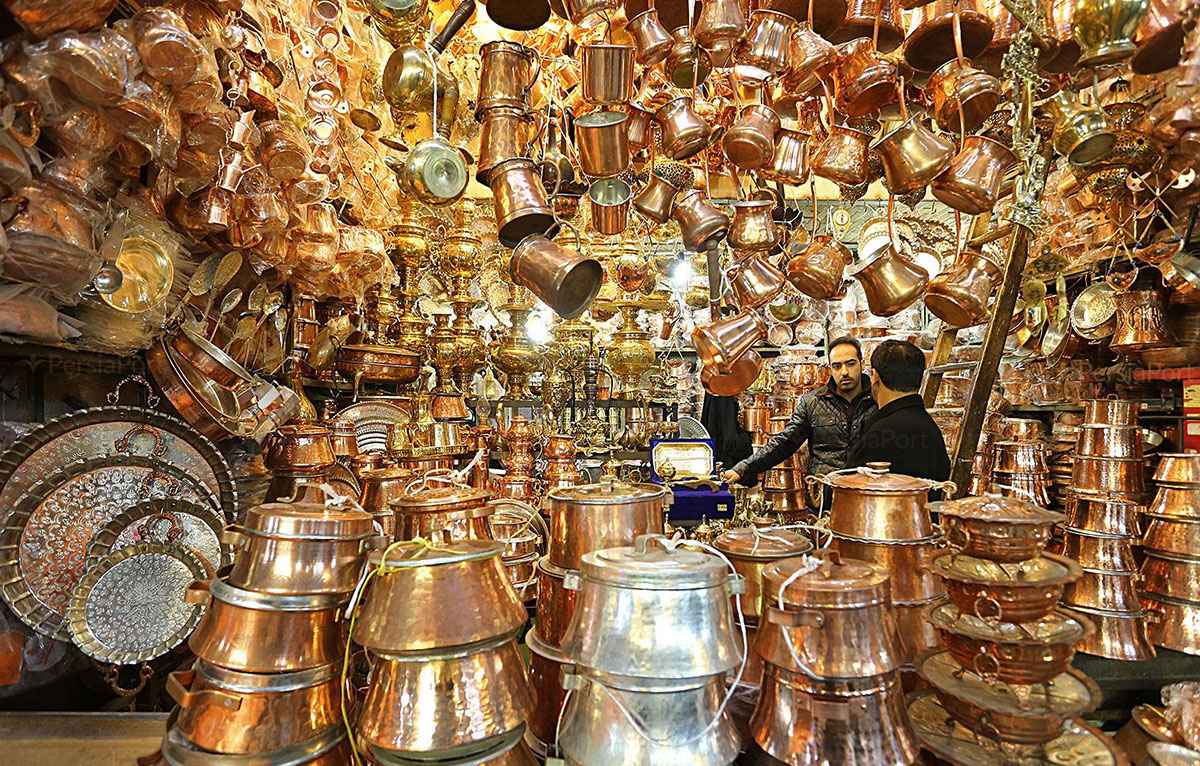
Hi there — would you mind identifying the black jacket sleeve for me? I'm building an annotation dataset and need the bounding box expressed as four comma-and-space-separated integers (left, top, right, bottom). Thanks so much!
730, 395, 812, 480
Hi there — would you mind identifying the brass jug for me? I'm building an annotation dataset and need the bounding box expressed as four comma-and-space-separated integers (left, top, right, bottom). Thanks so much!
1044, 90, 1117, 167
1073, 0, 1151, 67
852, 245, 930, 316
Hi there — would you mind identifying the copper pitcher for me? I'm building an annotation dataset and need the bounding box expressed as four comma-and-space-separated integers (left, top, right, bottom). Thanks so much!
574, 110, 630, 178
581, 43, 635, 105
931, 134, 1018, 214
783, 21, 838, 94
632, 173, 679, 224
811, 124, 872, 185
728, 199, 782, 251
665, 26, 713, 87
476, 41, 539, 116
924, 247, 1002, 327
729, 253, 786, 310
626, 8, 673, 66
853, 246, 930, 316
735, 9, 795, 80
902, 0, 995, 73
696, 0, 747, 48
829, 0, 905, 50
587, 178, 631, 236
693, 311, 768, 373
873, 117, 956, 194
478, 106, 538, 186
723, 104, 781, 170
787, 235, 852, 300
1110, 286, 1175, 353
1073, 0, 1151, 67
625, 102, 656, 150
834, 38, 899, 117
759, 127, 810, 185
672, 189, 731, 251
509, 231, 603, 319
1045, 90, 1117, 167
489, 157, 557, 247
927, 59, 1001, 134
655, 95, 712, 160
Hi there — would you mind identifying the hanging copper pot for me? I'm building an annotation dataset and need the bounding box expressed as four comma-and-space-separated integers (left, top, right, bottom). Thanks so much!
574, 110, 630, 177
1110, 286, 1176, 353
787, 235, 851, 300
702, 348, 765, 396
489, 157, 557, 248
665, 26, 713, 87
728, 199, 782, 251
758, 127, 810, 185
873, 117, 956, 193
735, 9, 795, 80
509, 231, 603, 320
693, 311, 768, 373
811, 124, 872, 185
565, 0, 620, 27
477, 106, 538, 186
852, 245, 930, 316
626, 9, 673, 66
625, 101, 656, 150
723, 104, 781, 170
476, 41, 539, 116
672, 189, 730, 251
924, 247, 1002, 327
1132, 0, 1187, 74
833, 38, 899, 117
782, 21, 838, 94
587, 178, 631, 235
695, 0, 747, 49
1044, 0, 1083, 72
581, 43, 636, 106
729, 254, 786, 309
773, 0, 847, 39
931, 134, 1018, 214
655, 95, 712, 160
631, 173, 679, 223
926, 59, 1001, 134
828, 0, 904, 50
1073, 0, 1151, 67
902, 0, 995, 73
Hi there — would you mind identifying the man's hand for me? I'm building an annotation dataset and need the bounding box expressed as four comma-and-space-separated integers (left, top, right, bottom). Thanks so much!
722, 469, 740, 483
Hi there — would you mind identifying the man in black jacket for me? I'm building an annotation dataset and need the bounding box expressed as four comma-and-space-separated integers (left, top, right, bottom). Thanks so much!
846, 340, 950, 482
722, 337, 877, 492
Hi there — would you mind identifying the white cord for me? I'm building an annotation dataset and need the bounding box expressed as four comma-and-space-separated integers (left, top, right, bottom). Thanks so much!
776, 554, 823, 678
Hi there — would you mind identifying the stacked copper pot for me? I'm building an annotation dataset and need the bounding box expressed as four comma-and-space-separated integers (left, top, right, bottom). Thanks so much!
558, 535, 744, 766
351, 539, 537, 765
263, 423, 338, 504
747, 554, 919, 766
742, 389, 774, 454
488, 497, 546, 602
986, 433, 1052, 507
389, 483, 495, 545
1048, 414, 1083, 509
526, 479, 666, 756
913, 495, 1105, 756
1062, 398, 1155, 660
813, 463, 948, 664
162, 500, 380, 764
359, 465, 420, 538
761, 414, 808, 518
1141, 453, 1200, 656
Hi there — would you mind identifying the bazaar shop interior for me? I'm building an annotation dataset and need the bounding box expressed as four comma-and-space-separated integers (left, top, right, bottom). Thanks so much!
3, 0, 1200, 764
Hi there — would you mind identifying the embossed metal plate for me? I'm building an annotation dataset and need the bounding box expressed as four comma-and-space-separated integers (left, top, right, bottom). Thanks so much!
85, 498, 231, 576
0, 456, 216, 640
337, 400, 409, 454
68, 542, 207, 664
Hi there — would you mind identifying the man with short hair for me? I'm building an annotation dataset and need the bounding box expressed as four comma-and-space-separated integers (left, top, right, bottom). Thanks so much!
722, 337, 877, 492
846, 339, 951, 482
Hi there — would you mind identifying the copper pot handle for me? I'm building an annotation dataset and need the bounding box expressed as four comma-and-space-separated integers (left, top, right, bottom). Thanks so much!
946, 524, 969, 552
167, 669, 243, 710
764, 606, 825, 628
972, 592, 1002, 623
136, 752, 163, 766
805, 473, 827, 491
932, 479, 958, 496
972, 647, 1000, 682
221, 524, 250, 547
360, 534, 390, 552
184, 580, 212, 605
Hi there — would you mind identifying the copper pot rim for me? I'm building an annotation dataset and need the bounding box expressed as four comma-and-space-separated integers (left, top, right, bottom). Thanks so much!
928, 602, 1095, 646
926, 551, 1083, 587
1061, 525, 1138, 541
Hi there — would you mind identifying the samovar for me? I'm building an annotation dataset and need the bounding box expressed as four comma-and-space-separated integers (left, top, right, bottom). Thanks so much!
448, 282, 486, 393
605, 300, 656, 399
427, 312, 462, 395
492, 300, 541, 399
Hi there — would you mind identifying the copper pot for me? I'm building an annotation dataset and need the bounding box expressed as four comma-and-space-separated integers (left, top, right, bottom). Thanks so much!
693, 311, 768, 373
186, 579, 347, 673
723, 105, 781, 171
695, 0, 748, 49
852, 246, 930, 317
264, 424, 336, 474
787, 235, 851, 300
1140, 551, 1200, 603
927, 59, 1001, 134
167, 662, 341, 754
1132, 0, 1188, 74
817, 466, 939, 539
1154, 454, 1200, 488
574, 110, 630, 177
1067, 496, 1143, 535
873, 117, 955, 194
1071, 602, 1157, 660
158, 727, 349, 766
587, 178, 631, 236
895, 596, 944, 662
1064, 528, 1139, 571
828, 0, 904, 50
936, 495, 1062, 563
927, 551, 1083, 623
359, 467, 422, 539
715, 526, 813, 621
655, 96, 711, 160
1064, 567, 1143, 611
729, 254, 786, 310
476, 41, 539, 115
811, 124, 872, 185
490, 158, 557, 248
1143, 512, 1200, 557
735, 9, 795, 80
783, 21, 837, 94
545, 479, 665, 570
1071, 456, 1145, 499
631, 174, 678, 224
758, 127, 810, 185
664, 27, 713, 88
833, 38, 898, 117
1144, 593, 1200, 657
533, 556, 577, 649
625, 102, 656, 150
525, 631, 570, 746
728, 199, 782, 251
992, 441, 1050, 473
902, 0, 995, 73
1083, 397, 1141, 425
581, 44, 635, 106
478, 106, 537, 186
509, 232, 602, 320
1111, 287, 1176, 353
831, 532, 945, 602
626, 9, 673, 66
389, 485, 493, 544
351, 540, 526, 654
930, 135, 1017, 215
672, 189, 730, 251
924, 248, 1001, 327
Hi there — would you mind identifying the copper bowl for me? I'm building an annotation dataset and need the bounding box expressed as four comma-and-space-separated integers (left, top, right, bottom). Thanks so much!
1063, 528, 1139, 571
533, 555, 576, 651
927, 552, 1083, 623
335, 344, 421, 384
1069, 603, 1157, 660
1141, 551, 1200, 603
1067, 496, 1143, 536
1070, 456, 1145, 500
1063, 568, 1144, 612
1144, 593, 1200, 657
1144, 513, 1200, 558
934, 495, 1063, 563
929, 603, 1092, 686
1154, 453, 1200, 487
1147, 487, 1200, 520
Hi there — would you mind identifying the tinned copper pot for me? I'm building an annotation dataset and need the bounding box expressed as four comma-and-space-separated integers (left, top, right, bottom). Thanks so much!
359, 466, 421, 539
931, 134, 1018, 215
787, 235, 851, 300
264, 424, 336, 474
545, 479, 665, 570
1140, 551, 1200, 602
1063, 567, 1144, 611
573, 110, 630, 177
1143, 512, 1200, 557
1147, 486, 1200, 520
490, 157, 557, 248
587, 178, 631, 236
1072, 602, 1157, 660
655, 96, 712, 160
936, 495, 1063, 562
715, 526, 813, 621
1154, 453, 1200, 487
672, 189, 730, 251
533, 555, 577, 649
389, 485, 494, 544
525, 631, 570, 746
1070, 456, 1145, 500
873, 117, 956, 194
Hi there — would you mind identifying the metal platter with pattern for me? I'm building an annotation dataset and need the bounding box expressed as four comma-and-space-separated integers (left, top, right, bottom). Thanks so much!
84, 498, 231, 577
67, 541, 207, 665
0, 456, 218, 640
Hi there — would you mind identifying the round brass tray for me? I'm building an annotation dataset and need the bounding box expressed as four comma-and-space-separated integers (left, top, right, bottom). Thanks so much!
85, 498, 232, 576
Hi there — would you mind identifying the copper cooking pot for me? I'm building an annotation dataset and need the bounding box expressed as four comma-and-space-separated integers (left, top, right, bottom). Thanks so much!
811, 124, 872, 185
157, 726, 349, 766
1140, 551, 1200, 603
728, 199, 782, 251
264, 424, 336, 474
1154, 454, 1200, 487
787, 235, 851, 300
1066, 528, 1138, 571
672, 189, 730, 251
351, 540, 525, 654
830, 532, 945, 602
388, 484, 493, 543
715, 526, 813, 621
833, 38, 898, 117
828, 0, 904, 50
476, 41, 539, 115
852, 246, 930, 317
1067, 496, 1143, 535
813, 464, 942, 539
632, 173, 678, 224
902, 0, 995, 73
1076, 424, 1143, 459
1072, 602, 1157, 660
1144, 594, 1200, 657
525, 631, 570, 746
509, 232, 602, 320
1113, 706, 1183, 762
991, 441, 1049, 473
359, 466, 422, 539
927, 59, 1001, 134
357, 638, 532, 758
533, 555, 577, 649
929, 604, 1091, 686
187, 579, 347, 673
1143, 512, 1200, 557
931, 135, 1017, 215
758, 127, 809, 185
1083, 397, 1141, 425
723, 105, 781, 171
936, 495, 1063, 563
924, 248, 1001, 328
873, 117, 955, 194
489, 158, 557, 248
1071, 456, 1145, 499
167, 661, 341, 755
729, 254, 786, 310
545, 479, 665, 570
926, 551, 1083, 623
693, 311, 767, 374
1064, 568, 1143, 611
335, 344, 421, 385
655, 96, 712, 160
222, 502, 380, 595
626, 9, 673, 66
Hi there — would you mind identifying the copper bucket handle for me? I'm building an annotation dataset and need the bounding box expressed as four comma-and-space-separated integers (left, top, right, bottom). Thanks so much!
971, 647, 1001, 683
221, 524, 250, 548
184, 580, 212, 605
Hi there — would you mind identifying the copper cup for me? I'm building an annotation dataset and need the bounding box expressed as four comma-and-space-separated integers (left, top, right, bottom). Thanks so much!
665, 26, 713, 88
574, 110, 630, 177
811, 124, 872, 185
490, 157, 558, 248
758, 127, 810, 185
672, 189, 730, 251
902, 0, 995, 72
581, 43, 635, 105
693, 312, 768, 373
927, 59, 1001, 134
626, 9, 673, 66
931, 134, 1018, 215
510, 232, 602, 320
735, 9, 795, 80
828, 0, 905, 50
729, 254, 786, 310
632, 173, 679, 224
587, 178, 631, 235
723, 104, 781, 170
834, 38, 898, 117
873, 117, 956, 194
783, 21, 838, 94
787, 235, 851, 300
728, 199, 782, 251
478, 106, 537, 186
477, 41, 539, 116
655, 95, 712, 160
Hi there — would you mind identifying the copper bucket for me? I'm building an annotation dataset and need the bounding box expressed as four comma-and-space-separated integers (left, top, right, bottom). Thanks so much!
852, 245, 930, 316
931, 134, 1018, 215
478, 106, 538, 186
509, 228, 602, 320
833, 38, 899, 117
476, 41, 539, 116
574, 110, 630, 177
672, 189, 730, 251
489, 157, 557, 248
787, 235, 851, 300
873, 117, 956, 194
587, 178, 631, 235
656, 95, 712, 160
631, 173, 678, 224
811, 124, 872, 185
902, 0, 995, 73
693, 311, 768, 373
581, 43, 635, 105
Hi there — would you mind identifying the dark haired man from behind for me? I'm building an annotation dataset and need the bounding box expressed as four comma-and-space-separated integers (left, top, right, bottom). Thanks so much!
846, 339, 950, 482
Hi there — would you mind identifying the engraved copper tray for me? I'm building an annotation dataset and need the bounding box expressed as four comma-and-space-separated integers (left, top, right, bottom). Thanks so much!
0, 456, 217, 640
0, 406, 237, 520
85, 498, 231, 577
67, 541, 207, 664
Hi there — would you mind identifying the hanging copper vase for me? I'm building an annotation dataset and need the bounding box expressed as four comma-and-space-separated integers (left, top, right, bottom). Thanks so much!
872, 117, 956, 194
811, 124, 872, 186
930, 134, 1018, 215
852, 245, 930, 316
695, 0, 748, 49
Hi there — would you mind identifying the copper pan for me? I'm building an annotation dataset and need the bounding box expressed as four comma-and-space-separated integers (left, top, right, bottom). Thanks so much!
1070, 456, 1145, 499
525, 631, 569, 746
991, 441, 1049, 472
1067, 496, 1142, 536
1154, 453, 1200, 487
1069, 603, 1157, 660
929, 604, 1091, 686
167, 662, 341, 754
1142, 513, 1200, 558
171, 327, 258, 390
1144, 593, 1200, 657
1141, 551, 1200, 603
1112, 705, 1183, 762
1064, 568, 1144, 612
1063, 528, 1139, 571
927, 551, 1082, 623
1083, 398, 1141, 426
830, 531, 945, 602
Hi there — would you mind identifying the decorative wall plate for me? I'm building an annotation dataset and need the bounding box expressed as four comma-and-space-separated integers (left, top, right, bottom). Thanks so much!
0, 456, 215, 640
337, 400, 409, 454
0, 406, 237, 523
67, 542, 207, 664
85, 498, 231, 577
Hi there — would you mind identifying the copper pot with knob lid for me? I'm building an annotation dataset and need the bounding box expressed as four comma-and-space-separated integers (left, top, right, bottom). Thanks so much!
545, 478, 665, 570
715, 526, 813, 622
810, 462, 949, 540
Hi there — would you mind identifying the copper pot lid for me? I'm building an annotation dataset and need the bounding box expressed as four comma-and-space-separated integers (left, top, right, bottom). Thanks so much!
763, 553, 890, 608
241, 502, 375, 541
547, 478, 667, 504
580, 538, 728, 589
368, 538, 503, 569
819, 462, 937, 492
928, 603, 1090, 645
928, 551, 1082, 586
389, 485, 489, 514
932, 495, 1064, 524
715, 526, 813, 559
916, 647, 1099, 719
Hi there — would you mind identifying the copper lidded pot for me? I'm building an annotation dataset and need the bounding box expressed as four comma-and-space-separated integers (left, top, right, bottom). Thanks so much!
811, 462, 945, 540
935, 494, 1063, 562
926, 551, 1084, 623
388, 484, 494, 544
715, 526, 814, 622
546, 478, 666, 570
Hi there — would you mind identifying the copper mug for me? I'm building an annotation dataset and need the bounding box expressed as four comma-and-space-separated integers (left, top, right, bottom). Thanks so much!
477, 106, 538, 186
729, 254, 786, 310
510, 227, 602, 320
665, 27, 712, 88
728, 199, 782, 251
581, 43, 636, 105
574, 110, 630, 177
735, 9, 795, 80
626, 102, 656, 150
853, 245, 930, 316
476, 41, 539, 116
695, 0, 747, 48
834, 38, 899, 117
631, 173, 679, 224
693, 311, 768, 373
873, 117, 956, 194
672, 189, 730, 251
759, 127, 810, 185
588, 178, 631, 236
626, 8, 673, 66
784, 21, 838, 94
490, 157, 558, 248
931, 134, 1018, 215
787, 235, 852, 300
656, 95, 712, 160
723, 104, 781, 170
927, 59, 1001, 134
811, 124, 872, 185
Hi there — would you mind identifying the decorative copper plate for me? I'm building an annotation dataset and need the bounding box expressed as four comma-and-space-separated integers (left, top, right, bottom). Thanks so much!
0, 406, 237, 521
85, 498, 231, 576
0, 456, 216, 640
67, 542, 207, 664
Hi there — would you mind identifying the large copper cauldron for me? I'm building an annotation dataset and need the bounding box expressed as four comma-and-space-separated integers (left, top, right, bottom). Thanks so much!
830, 532, 944, 602
546, 479, 665, 569
812, 464, 945, 539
